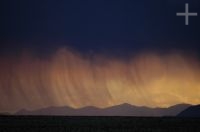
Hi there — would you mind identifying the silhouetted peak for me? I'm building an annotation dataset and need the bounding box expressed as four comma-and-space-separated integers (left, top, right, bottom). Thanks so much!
178, 105, 200, 117
15, 103, 195, 116
110, 103, 134, 108
168, 103, 191, 109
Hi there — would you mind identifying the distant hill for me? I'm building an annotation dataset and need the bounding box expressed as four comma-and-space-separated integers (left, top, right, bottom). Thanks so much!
15, 106, 75, 116
0, 112, 10, 115
160, 104, 192, 116
177, 105, 200, 117
15, 103, 191, 116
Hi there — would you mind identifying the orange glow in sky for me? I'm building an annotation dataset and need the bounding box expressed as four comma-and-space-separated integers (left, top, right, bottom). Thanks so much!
0, 48, 200, 112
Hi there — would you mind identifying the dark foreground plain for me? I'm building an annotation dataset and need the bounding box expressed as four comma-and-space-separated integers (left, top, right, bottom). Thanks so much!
0, 116, 200, 132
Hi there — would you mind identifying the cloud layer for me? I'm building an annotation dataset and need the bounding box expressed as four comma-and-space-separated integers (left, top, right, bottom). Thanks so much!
0, 48, 200, 112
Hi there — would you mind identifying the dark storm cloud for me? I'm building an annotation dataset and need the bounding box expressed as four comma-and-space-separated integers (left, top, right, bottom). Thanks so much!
0, 0, 200, 54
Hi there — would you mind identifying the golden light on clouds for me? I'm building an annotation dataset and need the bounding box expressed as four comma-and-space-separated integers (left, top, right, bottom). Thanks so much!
0, 48, 200, 112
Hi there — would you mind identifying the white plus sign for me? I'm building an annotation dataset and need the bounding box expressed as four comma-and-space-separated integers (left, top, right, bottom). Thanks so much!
176, 3, 198, 25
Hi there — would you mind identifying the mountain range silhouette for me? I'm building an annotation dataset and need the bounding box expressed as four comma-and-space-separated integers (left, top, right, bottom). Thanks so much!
177, 105, 200, 117
15, 103, 192, 116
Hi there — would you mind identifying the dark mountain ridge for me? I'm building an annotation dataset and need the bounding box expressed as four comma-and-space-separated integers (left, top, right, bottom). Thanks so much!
178, 105, 200, 117
15, 103, 191, 117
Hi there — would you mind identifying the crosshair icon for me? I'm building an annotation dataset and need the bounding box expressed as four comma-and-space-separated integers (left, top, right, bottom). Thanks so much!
176, 3, 198, 25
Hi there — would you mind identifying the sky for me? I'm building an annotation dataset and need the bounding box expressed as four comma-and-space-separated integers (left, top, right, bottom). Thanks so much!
1, 0, 200, 54
0, 0, 200, 112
